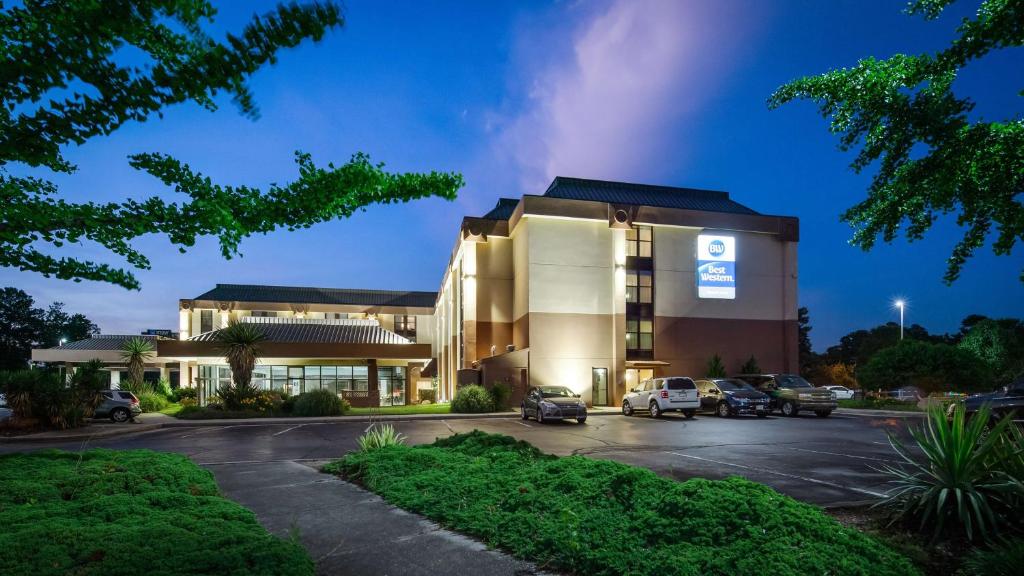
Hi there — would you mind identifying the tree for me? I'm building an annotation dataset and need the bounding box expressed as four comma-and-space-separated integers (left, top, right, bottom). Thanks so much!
0, 1, 463, 290
770, 0, 1024, 284
958, 318, 1024, 383
738, 355, 761, 374
215, 322, 266, 395
0, 287, 98, 370
119, 337, 155, 393
857, 339, 993, 393
797, 306, 820, 376
824, 322, 943, 367
706, 354, 727, 378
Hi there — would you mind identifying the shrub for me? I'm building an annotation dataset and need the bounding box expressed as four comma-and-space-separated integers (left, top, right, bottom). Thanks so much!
0, 362, 106, 429
216, 384, 259, 411
417, 388, 437, 404
153, 377, 173, 399
280, 391, 298, 414
489, 382, 511, 410
858, 339, 994, 394
451, 385, 493, 413
137, 392, 169, 412
179, 397, 198, 408
327, 432, 918, 576
876, 404, 1024, 541
961, 539, 1024, 576
706, 353, 727, 377
738, 355, 761, 374
292, 389, 348, 417
357, 424, 407, 451
172, 387, 198, 402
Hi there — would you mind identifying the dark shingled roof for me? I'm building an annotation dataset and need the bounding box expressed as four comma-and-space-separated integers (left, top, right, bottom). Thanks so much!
193, 284, 437, 308
53, 335, 162, 351
480, 198, 519, 220
189, 321, 412, 345
542, 176, 759, 215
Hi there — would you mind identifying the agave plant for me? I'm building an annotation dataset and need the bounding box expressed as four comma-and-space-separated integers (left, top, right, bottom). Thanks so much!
214, 321, 266, 396
876, 403, 1022, 541
119, 337, 155, 393
358, 424, 407, 452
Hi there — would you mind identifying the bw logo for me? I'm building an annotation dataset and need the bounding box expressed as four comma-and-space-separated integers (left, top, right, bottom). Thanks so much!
709, 239, 726, 256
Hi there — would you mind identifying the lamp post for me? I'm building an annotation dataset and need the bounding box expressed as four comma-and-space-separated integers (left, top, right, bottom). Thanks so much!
894, 300, 905, 341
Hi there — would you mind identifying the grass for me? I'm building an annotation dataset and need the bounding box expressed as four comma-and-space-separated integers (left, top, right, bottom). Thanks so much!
349, 403, 452, 415
158, 402, 184, 416
0, 449, 313, 576
839, 398, 921, 411
326, 431, 920, 576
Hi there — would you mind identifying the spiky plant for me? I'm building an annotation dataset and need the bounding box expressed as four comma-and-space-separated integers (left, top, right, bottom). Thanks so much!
119, 337, 155, 393
358, 424, 407, 452
875, 403, 1022, 542
215, 321, 266, 395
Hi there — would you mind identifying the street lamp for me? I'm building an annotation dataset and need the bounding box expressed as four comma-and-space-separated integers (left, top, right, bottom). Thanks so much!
59, 337, 67, 346
893, 300, 905, 341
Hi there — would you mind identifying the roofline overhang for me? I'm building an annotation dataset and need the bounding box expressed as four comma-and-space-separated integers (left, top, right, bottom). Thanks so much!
157, 340, 432, 360
180, 299, 434, 315
30, 349, 177, 364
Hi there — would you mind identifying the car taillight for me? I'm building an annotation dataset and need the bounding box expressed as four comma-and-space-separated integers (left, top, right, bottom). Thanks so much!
660, 390, 668, 398
130, 397, 139, 405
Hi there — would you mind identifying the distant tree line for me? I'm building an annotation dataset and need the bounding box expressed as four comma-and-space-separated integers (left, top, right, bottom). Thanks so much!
799, 307, 1024, 393
0, 287, 98, 370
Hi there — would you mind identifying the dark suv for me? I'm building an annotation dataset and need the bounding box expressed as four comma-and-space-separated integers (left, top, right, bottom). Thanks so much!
956, 378, 1024, 423
735, 374, 837, 417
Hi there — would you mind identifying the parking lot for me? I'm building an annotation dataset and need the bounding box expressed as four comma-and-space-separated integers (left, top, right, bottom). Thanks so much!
0, 409, 920, 507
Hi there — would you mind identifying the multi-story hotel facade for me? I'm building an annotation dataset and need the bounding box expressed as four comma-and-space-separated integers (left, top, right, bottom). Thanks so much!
33, 177, 798, 407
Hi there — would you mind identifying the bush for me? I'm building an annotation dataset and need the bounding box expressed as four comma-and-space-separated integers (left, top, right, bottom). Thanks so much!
858, 339, 994, 394
0, 449, 313, 576
417, 388, 436, 404
137, 392, 169, 413
961, 539, 1024, 576
489, 382, 511, 410
451, 385, 494, 413
357, 424, 406, 451
153, 377, 173, 399
706, 353, 727, 377
326, 431, 918, 576
172, 387, 197, 402
738, 355, 761, 374
876, 404, 1024, 541
0, 362, 106, 429
292, 389, 348, 417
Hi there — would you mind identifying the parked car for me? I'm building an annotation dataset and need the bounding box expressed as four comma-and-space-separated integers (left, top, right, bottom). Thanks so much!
521, 385, 587, 424
734, 374, 837, 417
822, 385, 855, 400
94, 390, 142, 423
622, 377, 699, 418
694, 378, 771, 417
886, 386, 922, 402
952, 378, 1024, 423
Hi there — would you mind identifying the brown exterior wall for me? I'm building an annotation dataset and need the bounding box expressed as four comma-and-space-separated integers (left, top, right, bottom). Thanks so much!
653, 316, 798, 377
512, 315, 529, 351
479, 348, 530, 408
475, 321, 513, 360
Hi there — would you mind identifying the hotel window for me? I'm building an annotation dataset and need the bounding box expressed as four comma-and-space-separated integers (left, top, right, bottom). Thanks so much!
251, 311, 277, 318
626, 319, 654, 354
394, 315, 417, 339
200, 310, 213, 333
626, 271, 653, 304
626, 225, 652, 258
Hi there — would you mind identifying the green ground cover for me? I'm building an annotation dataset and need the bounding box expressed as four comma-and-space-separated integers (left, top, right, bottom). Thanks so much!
158, 402, 184, 416
0, 449, 312, 576
326, 431, 919, 576
349, 403, 453, 416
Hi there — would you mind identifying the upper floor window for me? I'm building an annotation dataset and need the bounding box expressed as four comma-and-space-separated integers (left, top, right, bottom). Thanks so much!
200, 310, 213, 333
394, 315, 417, 339
626, 319, 653, 353
626, 270, 653, 303
626, 225, 652, 258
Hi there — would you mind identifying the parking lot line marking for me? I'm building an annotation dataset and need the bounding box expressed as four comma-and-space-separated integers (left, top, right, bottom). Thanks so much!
786, 446, 901, 464
515, 421, 531, 428
666, 451, 886, 498
273, 424, 304, 437
442, 420, 455, 433
179, 424, 279, 439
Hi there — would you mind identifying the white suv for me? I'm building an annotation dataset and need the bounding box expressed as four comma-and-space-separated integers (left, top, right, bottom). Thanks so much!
622, 377, 699, 418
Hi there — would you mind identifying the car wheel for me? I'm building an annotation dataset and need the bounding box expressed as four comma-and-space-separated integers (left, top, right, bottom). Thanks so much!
577, 417, 587, 424
110, 407, 130, 423
683, 409, 696, 419
622, 400, 633, 416
537, 409, 545, 424
781, 401, 798, 417
649, 401, 662, 418
815, 410, 832, 418
716, 402, 731, 418
521, 405, 528, 420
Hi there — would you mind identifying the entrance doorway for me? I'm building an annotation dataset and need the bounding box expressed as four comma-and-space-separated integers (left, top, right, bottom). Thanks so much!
624, 368, 654, 393
592, 368, 608, 406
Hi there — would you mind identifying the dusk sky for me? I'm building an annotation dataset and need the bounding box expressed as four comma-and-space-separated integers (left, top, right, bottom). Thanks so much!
4, 0, 1022, 349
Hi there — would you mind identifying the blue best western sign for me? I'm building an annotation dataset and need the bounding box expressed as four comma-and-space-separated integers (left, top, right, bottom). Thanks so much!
697, 234, 736, 299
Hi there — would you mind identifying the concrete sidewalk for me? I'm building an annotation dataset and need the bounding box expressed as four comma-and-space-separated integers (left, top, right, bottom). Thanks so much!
210, 459, 548, 576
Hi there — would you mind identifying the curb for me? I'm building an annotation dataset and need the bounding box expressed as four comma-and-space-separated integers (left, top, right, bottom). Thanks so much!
0, 423, 163, 443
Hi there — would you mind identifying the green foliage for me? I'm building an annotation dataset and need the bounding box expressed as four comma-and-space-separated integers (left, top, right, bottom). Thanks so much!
0, 287, 98, 370
857, 339, 993, 393
153, 377, 173, 399
770, 0, 1024, 284
119, 337, 155, 394
706, 353, 727, 377
962, 539, 1024, 576
451, 385, 494, 413
0, 1, 463, 289
215, 322, 265, 393
489, 382, 511, 410
0, 362, 106, 429
137, 392, 169, 413
798, 306, 820, 376
876, 404, 1024, 542
738, 355, 761, 375
825, 322, 945, 367
838, 398, 920, 411
292, 389, 348, 417
357, 424, 407, 452
958, 318, 1024, 383
417, 388, 436, 403
172, 387, 198, 403
326, 431, 918, 576
0, 449, 312, 576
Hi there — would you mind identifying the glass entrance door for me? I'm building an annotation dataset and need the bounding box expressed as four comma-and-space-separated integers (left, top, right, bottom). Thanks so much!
592, 368, 608, 406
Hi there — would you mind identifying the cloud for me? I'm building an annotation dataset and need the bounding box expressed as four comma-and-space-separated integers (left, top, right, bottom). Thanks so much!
496, 0, 751, 192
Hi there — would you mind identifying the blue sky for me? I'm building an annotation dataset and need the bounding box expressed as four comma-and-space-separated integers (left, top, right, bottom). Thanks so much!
4, 0, 1022, 349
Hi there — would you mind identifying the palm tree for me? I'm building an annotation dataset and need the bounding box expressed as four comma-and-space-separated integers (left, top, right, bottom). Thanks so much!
215, 322, 266, 395
119, 337, 155, 393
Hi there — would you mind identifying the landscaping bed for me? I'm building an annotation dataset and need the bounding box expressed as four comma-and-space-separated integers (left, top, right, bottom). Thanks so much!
0, 449, 313, 576
838, 398, 921, 411
325, 431, 919, 576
